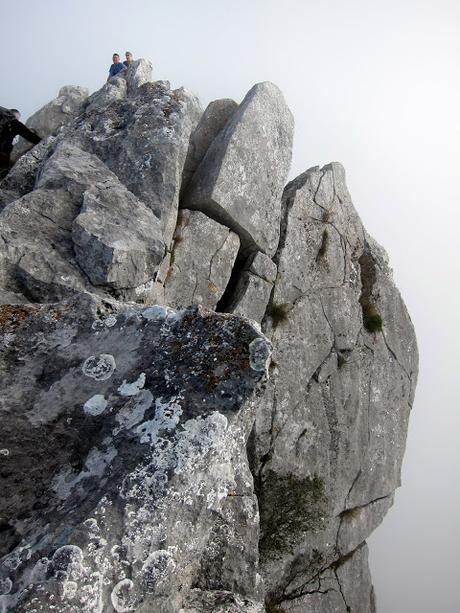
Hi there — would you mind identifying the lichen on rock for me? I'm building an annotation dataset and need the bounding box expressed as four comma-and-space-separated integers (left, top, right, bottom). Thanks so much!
0, 64, 417, 613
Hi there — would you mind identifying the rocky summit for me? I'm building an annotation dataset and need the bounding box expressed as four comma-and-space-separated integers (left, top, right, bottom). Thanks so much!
0, 59, 418, 613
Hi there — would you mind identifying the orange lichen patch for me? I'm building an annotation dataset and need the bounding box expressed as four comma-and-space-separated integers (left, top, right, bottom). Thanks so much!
0, 305, 37, 329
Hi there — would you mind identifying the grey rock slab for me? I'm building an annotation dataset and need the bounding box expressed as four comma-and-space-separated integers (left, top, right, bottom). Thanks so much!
85, 75, 127, 113
337, 494, 394, 555
279, 543, 375, 613
37, 141, 118, 198
247, 251, 277, 283
183, 81, 294, 256
226, 253, 277, 324
0, 189, 88, 301
182, 98, 238, 191
163, 209, 240, 309
273, 163, 364, 308
0, 137, 55, 211
12, 85, 88, 161
63, 80, 202, 248
230, 271, 273, 324
126, 58, 153, 95
183, 589, 264, 612
72, 182, 165, 289
251, 163, 418, 598
0, 296, 270, 612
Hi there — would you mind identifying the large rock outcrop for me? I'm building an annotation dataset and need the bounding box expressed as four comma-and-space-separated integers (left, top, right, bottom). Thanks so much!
0, 63, 418, 613
183, 82, 294, 257
11, 85, 89, 161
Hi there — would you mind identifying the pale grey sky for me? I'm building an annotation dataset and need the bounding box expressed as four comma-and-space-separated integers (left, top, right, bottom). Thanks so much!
2, 1, 459, 611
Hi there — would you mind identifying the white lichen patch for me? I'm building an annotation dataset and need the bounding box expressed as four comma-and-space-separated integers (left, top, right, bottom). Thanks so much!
118, 373, 146, 396
52, 446, 118, 499
135, 396, 183, 446
61, 580, 78, 599
82, 354, 116, 381
174, 412, 228, 475
141, 550, 176, 594
2, 545, 31, 570
142, 305, 172, 321
142, 304, 184, 324
0, 577, 12, 595
1, 333, 15, 347
114, 390, 153, 434
104, 315, 117, 328
111, 578, 137, 612
83, 394, 108, 416
52, 545, 84, 581
249, 337, 271, 372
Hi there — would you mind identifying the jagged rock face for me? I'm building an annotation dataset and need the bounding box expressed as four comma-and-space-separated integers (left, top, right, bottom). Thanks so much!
163, 209, 240, 310
12, 85, 89, 161
0, 296, 271, 612
252, 163, 418, 609
183, 82, 294, 256
181, 98, 238, 192
63, 80, 202, 248
0, 66, 418, 612
225, 252, 277, 323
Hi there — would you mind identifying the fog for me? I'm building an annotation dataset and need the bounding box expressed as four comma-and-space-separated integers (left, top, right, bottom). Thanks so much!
2, 1, 459, 610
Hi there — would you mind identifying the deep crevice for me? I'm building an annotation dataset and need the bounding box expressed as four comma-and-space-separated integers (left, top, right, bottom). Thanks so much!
215, 246, 249, 313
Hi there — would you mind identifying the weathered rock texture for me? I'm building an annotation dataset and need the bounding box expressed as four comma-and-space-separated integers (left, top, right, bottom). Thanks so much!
183, 82, 294, 257
0, 297, 270, 613
0, 64, 418, 613
12, 85, 89, 161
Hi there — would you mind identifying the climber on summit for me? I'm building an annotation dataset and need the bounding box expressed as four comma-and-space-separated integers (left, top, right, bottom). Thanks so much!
123, 51, 134, 67
0, 108, 41, 180
107, 53, 127, 81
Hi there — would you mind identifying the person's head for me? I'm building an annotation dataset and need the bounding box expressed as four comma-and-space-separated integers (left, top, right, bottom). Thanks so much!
112, 53, 121, 64
10, 109, 20, 120
125, 51, 133, 64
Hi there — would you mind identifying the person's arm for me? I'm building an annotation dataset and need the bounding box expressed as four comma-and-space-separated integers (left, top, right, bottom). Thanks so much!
13, 120, 41, 145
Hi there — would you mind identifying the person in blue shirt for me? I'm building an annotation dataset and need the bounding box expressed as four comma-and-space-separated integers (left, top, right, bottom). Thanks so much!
107, 53, 127, 81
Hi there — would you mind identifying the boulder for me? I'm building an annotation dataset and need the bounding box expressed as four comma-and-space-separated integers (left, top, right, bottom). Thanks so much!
0, 295, 270, 612
63, 81, 202, 248
0, 73, 418, 611
12, 86, 89, 161
0, 189, 87, 301
0, 137, 55, 211
85, 76, 127, 113
182, 98, 238, 191
126, 58, 153, 95
276, 543, 375, 613
226, 252, 277, 324
72, 182, 165, 289
183, 81, 294, 256
0, 143, 165, 300
252, 163, 418, 599
163, 209, 240, 310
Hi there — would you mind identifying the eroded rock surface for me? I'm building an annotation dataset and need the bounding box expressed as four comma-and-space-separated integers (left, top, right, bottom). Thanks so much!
0, 67, 417, 613
252, 163, 418, 607
0, 297, 271, 612
163, 209, 240, 310
12, 85, 89, 161
183, 82, 294, 256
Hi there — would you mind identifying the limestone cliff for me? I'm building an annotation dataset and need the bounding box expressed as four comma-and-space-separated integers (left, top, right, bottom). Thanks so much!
0, 59, 418, 612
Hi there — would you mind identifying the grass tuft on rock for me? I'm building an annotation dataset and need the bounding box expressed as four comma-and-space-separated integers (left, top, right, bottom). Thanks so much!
362, 303, 383, 332
269, 302, 290, 327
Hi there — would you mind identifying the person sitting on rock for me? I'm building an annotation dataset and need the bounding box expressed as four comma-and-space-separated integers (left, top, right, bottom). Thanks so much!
0, 108, 41, 180
107, 53, 127, 81
123, 51, 134, 68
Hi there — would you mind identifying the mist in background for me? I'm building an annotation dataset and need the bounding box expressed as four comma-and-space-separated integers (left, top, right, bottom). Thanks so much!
2, 1, 459, 611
